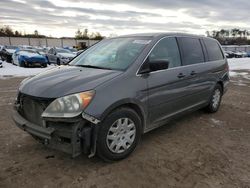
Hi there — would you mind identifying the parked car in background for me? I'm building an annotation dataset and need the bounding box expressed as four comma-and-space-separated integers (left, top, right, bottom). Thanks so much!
0, 45, 18, 63
234, 51, 247, 58
224, 51, 235, 58
77, 49, 85, 56
13, 33, 229, 161
46, 47, 75, 65
12, 49, 48, 67
64, 47, 78, 55
18, 45, 33, 50
240, 51, 248, 57
35, 48, 47, 56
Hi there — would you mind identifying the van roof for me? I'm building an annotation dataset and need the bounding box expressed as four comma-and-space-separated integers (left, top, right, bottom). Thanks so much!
117, 33, 207, 39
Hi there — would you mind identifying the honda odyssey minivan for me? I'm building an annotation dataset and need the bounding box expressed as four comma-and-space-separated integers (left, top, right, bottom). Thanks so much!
13, 33, 229, 161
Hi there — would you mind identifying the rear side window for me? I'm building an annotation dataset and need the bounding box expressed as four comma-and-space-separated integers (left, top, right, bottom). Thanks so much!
204, 39, 224, 61
178, 37, 205, 65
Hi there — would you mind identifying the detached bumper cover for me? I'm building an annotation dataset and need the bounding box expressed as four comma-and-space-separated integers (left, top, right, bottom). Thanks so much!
12, 110, 54, 139
12, 109, 96, 158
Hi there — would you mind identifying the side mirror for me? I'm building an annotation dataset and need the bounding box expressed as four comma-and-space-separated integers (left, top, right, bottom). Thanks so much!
149, 59, 169, 72
138, 59, 169, 75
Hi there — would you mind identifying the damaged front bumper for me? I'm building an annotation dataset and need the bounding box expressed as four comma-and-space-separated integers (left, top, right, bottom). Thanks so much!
12, 109, 99, 158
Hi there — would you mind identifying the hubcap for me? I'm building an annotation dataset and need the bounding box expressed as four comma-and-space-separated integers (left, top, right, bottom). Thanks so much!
212, 89, 221, 109
106, 118, 136, 154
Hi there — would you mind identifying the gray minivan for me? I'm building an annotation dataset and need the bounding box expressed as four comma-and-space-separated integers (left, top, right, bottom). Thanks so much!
13, 33, 229, 161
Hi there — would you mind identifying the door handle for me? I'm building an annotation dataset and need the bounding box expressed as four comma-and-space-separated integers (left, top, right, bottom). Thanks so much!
190, 71, 197, 76
177, 73, 186, 78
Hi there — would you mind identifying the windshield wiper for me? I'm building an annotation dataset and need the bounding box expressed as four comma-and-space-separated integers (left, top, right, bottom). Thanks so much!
75, 64, 113, 70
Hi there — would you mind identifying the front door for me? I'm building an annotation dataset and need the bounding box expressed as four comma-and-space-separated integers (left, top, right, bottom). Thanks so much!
47, 48, 56, 63
146, 37, 192, 128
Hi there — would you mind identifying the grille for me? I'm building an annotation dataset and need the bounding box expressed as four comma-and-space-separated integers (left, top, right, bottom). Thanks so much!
18, 93, 53, 126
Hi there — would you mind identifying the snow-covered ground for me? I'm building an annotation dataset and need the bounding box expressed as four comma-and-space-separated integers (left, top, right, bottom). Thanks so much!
0, 61, 55, 78
227, 58, 250, 82
0, 58, 250, 78
228, 58, 250, 71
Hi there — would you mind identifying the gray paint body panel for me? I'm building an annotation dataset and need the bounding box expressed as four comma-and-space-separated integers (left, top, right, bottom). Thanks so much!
19, 33, 229, 133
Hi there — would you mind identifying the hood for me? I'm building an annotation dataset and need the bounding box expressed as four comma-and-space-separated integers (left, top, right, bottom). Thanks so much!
58, 52, 75, 58
20, 52, 44, 59
19, 66, 122, 98
6, 49, 16, 54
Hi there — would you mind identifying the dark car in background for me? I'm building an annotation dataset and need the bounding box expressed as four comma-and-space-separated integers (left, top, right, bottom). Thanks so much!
12, 49, 48, 67
0, 45, 18, 63
13, 33, 229, 161
224, 51, 235, 58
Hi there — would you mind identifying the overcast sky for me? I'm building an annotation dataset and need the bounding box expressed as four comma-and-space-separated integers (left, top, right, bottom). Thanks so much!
0, 0, 249, 37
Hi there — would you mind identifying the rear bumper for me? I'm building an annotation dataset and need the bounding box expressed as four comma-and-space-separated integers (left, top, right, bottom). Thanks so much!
12, 109, 96, 158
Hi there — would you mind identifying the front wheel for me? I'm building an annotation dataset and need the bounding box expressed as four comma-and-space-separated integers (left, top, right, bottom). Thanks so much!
97, 108, 142, 161
42, 63, 47, 68
19, 61, 25, 67
46, 56, 50, 65
205, 84, 223, 113
57, 58, 60, 65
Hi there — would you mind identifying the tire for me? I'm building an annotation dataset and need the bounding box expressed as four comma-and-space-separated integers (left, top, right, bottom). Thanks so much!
205, 84, 223, 113
19, 61, 25, 67
7, 56, 12, 63
46, 56, 50, 65
57, 58, 60, 65
42, 63, 47, 68
97, 107, 142, 162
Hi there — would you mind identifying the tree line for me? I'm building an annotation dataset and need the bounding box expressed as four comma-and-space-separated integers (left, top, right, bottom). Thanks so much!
206, 28, 250, 45
0, 25, 105, 40
75, 28, 104, 40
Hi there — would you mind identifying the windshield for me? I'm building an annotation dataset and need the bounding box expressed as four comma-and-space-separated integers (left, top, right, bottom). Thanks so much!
70, 37, 151, 71
56, 49, 71, 53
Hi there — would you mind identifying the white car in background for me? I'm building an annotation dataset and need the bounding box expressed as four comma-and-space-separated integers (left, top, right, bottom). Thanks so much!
234, 51, 248, 58
46, 47, 76, 65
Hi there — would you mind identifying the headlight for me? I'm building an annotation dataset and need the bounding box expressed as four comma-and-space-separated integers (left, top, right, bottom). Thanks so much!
42, 90, 95, 118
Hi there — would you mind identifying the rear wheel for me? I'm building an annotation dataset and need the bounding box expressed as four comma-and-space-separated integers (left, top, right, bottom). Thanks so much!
205, 84, 223, 113
97, 107, 142, 161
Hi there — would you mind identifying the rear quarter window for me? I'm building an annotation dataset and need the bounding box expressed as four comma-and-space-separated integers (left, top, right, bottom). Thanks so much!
203, 39, 224, 61
178, 37, 205, 66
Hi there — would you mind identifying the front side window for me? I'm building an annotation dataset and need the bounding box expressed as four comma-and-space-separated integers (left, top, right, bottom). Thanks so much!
148, 37, 181, 70
204, 39, 224, 61
70, 37, 151, 71
48, 49, 53, 54
178, 37, 205, 65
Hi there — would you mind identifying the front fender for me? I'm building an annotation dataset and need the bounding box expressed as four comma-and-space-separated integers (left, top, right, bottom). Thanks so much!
86, 98, 148, 131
